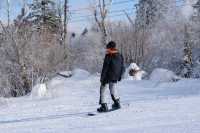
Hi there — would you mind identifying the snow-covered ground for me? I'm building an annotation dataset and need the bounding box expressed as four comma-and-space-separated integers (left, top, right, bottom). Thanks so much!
0, 69, 200, 133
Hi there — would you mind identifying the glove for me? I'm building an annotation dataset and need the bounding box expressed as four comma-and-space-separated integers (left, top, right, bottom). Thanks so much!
118, 77, 122, 81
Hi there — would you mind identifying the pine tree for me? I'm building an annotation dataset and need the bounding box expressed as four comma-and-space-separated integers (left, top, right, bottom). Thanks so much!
26, 0, 60, 32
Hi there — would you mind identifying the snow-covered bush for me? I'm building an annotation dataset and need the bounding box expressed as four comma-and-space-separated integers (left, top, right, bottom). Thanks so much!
192, 65, 200, 78
150, 68, 181, 82
0, 24, 69, 97
125, 63, 146, 80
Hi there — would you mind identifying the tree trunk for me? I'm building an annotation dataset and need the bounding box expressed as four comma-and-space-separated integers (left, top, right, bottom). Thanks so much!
63, 0, 68, 50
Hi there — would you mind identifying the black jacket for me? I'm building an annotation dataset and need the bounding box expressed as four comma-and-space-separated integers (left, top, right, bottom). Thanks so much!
100, 52, 125, 85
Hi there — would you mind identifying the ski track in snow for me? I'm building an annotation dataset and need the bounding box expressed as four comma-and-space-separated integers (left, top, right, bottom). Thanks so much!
0, 74, 200, 133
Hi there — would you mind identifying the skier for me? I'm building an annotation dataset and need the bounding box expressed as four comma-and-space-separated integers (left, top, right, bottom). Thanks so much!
97, 41, 125, 112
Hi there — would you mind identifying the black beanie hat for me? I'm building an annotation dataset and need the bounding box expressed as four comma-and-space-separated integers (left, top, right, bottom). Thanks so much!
106, 41, 116, 49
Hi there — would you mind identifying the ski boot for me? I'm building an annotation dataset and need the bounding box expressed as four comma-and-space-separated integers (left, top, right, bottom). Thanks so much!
112, 99, 121, 110
97, 103, 108, 112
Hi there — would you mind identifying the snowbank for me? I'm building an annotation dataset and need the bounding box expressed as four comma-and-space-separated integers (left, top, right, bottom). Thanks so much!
30, 69, 91, 98
1, 68, 200, 133
150, 68, 180, 82
71, 69, 90, 80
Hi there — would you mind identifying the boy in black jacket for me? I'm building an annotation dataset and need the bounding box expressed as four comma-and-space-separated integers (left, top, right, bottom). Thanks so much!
97, 41, 125, 112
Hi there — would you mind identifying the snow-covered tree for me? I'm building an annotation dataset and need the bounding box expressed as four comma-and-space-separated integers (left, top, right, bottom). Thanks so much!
70, 30, 104, 73
92, 0, 112, 46
134, 0, 177, 66
135, 0, 173, 29
193, 0, 200, 18
192, 0, 200, 48
26, 0, 60, 32
0, 0, 71, 97
190, 0, 200, 78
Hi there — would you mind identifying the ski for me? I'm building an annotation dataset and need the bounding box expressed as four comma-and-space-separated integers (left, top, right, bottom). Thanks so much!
87, 108, 120, 116
87, 103, 130, 116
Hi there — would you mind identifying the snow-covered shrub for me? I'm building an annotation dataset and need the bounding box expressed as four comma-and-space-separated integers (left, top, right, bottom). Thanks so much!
150, 68, 181, 82
125, 63, 146, 80
0, 23, 69, 97
192, 66, 200, 78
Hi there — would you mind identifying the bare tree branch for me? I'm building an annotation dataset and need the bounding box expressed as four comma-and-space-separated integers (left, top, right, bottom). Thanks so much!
0, 20, 20, 64
93, 0, 112, 46
124, 11, 134, 27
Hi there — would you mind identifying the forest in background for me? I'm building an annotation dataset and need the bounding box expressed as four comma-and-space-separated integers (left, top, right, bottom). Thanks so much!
0, 0, 200, 97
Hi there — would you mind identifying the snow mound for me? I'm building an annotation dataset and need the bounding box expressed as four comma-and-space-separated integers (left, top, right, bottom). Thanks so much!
129, 63, 140, 70
31, 83, 47, 98
47, 77, 64, 90
150, 68, 180, 82
72, 69, 90, 80
125, 63, 146, 80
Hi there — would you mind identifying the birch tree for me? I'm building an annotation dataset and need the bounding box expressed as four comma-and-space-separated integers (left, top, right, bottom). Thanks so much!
6, 0, 10, 27
92, 0, 112, 46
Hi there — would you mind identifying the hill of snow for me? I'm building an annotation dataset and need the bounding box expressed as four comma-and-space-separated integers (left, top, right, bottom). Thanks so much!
0, 69, 200, 133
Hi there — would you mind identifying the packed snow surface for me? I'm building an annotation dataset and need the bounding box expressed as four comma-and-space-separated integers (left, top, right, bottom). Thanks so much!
0, 69, 200, 133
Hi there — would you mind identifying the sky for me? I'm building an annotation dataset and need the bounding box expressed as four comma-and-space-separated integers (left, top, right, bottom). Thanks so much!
0, 0, 138, 33
68, 0, 138, 33
0, 0, 192, 33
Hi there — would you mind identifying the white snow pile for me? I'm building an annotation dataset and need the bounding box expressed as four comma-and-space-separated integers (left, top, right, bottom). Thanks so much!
150, 68, 181, 82
30, 83, 48, 98
30, 69, 91, 98
125, 63, 146, 80
71, 68, 91, 80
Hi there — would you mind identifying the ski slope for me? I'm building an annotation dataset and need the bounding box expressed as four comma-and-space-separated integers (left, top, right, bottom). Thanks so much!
0, 69, 200, 133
